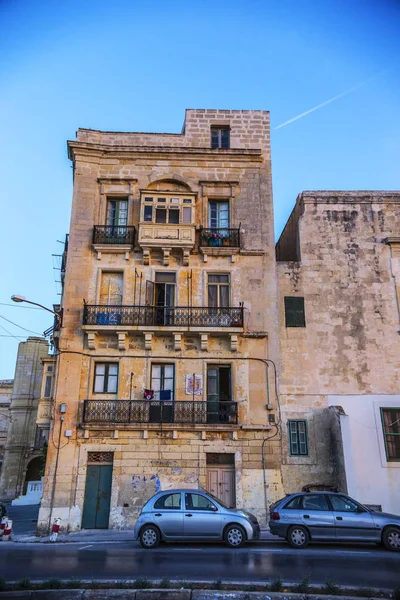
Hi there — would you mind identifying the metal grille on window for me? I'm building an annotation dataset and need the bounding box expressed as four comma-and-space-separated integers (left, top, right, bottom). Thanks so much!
206, 453, 235, 465
87, 452, 114, 465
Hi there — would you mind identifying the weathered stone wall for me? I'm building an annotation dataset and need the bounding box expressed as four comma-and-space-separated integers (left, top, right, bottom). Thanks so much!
38, 109, 283, 532
277, 191, 400, 504
0, 338, 49, 501
0, 380, 13, 478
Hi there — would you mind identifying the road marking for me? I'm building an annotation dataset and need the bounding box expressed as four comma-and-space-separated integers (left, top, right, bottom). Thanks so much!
78, 545, 93, 550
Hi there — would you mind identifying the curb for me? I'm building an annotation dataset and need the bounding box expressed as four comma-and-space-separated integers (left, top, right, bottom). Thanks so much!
0, 590, 389, 600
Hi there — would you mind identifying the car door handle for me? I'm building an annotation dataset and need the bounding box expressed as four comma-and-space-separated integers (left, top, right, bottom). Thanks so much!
154, 513, 162, 517
303, 515, 310, 519
185, 513, 193, 517
336, 516, 343, 521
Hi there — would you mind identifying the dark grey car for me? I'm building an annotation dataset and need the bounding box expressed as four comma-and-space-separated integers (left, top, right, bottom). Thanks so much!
134, 489, 260, 549
269, 491, 400, 551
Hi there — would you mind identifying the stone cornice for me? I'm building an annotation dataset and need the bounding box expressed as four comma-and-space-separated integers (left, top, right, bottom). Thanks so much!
299, 190, 400, 204
67, 141, 263, 162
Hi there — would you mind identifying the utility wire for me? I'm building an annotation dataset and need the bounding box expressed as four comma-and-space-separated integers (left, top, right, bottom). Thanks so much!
0, 314, 42, 335
0, 302, 42, 310
0, 324, 24, 341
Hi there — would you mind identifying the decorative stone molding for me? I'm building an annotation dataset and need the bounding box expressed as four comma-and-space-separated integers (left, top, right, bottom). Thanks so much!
118, 331, 128, 351
201, 431, 206, 440
183, 249, 190, 266
144, 332, 153, 351
92, 245, 131, 260
113, 429, 119, 439
143, 430, 148, 439
232, 430, 238, 440
174, 333, 182, 351
87, 332, 97, 350
200, 334, 209, 351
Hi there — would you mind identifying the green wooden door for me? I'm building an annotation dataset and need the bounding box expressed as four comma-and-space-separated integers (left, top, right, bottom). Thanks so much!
82, 465, 112, 529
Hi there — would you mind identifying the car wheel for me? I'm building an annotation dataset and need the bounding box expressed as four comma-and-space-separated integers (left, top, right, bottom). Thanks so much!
139, 525, 160, 549
225, 524, 246, 548
287, 525, 310, 549
383, 527, 400, 552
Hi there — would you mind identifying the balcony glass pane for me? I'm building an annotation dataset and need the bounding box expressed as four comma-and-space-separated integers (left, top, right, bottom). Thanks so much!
156, 209, 167, 223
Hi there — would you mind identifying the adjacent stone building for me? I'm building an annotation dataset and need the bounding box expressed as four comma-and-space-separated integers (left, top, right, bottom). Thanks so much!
38, 109, 284, 532
0, 380, 13, 478
276, 191, 400, 513
0, 337, 51, 502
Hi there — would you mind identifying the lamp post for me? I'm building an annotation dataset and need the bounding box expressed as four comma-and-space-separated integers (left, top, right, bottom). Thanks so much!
11, 294, 63, 534
11, 295, 61, 327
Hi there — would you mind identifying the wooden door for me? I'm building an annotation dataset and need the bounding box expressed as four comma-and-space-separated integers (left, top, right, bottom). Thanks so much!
206, 466, 236, 508
82, 464, 112, 529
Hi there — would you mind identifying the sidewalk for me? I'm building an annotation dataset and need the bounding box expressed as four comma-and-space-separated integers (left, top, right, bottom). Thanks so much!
10, 528, 276, 544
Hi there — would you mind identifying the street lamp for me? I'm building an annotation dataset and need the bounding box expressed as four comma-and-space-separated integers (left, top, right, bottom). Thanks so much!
11, 295, 61, 326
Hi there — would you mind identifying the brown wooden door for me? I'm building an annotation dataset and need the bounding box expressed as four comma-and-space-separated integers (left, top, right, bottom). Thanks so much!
206, 466, 235, 508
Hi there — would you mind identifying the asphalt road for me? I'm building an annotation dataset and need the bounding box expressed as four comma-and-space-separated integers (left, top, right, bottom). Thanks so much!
1, 541, 399, 589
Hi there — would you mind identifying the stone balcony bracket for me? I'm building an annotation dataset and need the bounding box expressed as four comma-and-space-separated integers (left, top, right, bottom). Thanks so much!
83, 327, 243, 353
118, 331, 128, 351
144, 332, 153, 351
230, 334, 238, 352
200, 333, 209, 351
162, 247, 171, 266
173, 333, 182, 351
87, 331, 97, 350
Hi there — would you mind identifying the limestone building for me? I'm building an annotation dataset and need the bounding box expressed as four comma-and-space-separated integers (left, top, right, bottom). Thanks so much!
0, 380, 13, 478
38, 109, 284, 532
276, 191, 400, 513
0, 337, 51, 502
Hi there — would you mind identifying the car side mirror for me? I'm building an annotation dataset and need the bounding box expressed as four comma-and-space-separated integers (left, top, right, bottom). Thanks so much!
356, 506, 365, 513
211, 505, 218, 511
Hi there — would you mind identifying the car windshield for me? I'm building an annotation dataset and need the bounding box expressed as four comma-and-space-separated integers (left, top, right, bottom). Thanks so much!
207, 492, 231, 509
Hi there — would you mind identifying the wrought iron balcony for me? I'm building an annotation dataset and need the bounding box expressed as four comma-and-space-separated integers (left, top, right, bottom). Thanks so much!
83, 304, 244, 328
93, 225, 136, 245
82, 400, 238, 425
199, 227, 240, 248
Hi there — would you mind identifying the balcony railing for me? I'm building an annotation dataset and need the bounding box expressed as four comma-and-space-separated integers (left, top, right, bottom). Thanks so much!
93, 225, 136, 245
83, 304, 244, 328
199, 227, 240, 248
83, 400, 238, 425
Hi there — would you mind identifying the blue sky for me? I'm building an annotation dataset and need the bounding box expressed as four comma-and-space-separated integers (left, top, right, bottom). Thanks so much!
0, 0, 399, 378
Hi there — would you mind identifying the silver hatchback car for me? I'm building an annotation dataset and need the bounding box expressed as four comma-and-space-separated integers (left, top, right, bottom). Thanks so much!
134, 488, 260, 549
269, 491, 400, 551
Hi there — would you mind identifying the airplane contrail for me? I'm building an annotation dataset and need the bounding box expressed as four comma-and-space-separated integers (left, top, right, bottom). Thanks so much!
275, 72, 385, 130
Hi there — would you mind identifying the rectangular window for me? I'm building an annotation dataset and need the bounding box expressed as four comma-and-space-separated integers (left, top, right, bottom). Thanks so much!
209, 201, 229, 229
288, 420, 308, 456
106, 198, 128, 226
94, 363, 119, 394
182, 207, 192, 223
144, 205, 153, 221
151, 364, 175, 401
211, 127, 230, 149
208, 274, 230, 308
156, 208, 167, 223
381, 408, 400, 461
44, 375, 52, 398
284, 297, 306, 327
168, 209, 180, 224
100, 272, 123, 305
